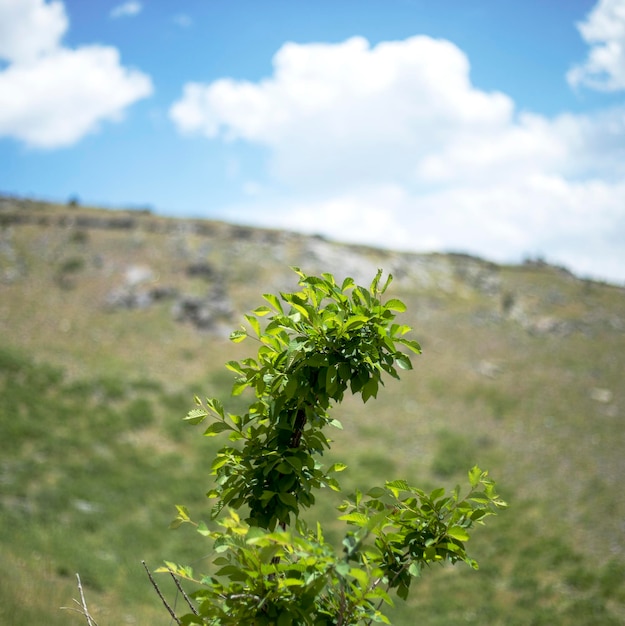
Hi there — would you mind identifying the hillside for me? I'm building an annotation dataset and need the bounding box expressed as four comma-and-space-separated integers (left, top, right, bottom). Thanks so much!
1, 194, 624, 624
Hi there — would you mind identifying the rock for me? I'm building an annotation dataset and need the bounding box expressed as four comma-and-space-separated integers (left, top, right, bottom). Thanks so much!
526, 316, 575, 336
302, 238, 380, 285
172, 282, 233, 330
186, 261, 215, 280
476, 360, 502, 378
150, 286, 179, 301
590, 388, 613, 403
452, 255, 501, 295
172, 294, 232, 330
105, 285, 178, 310
124, 265, 154, 287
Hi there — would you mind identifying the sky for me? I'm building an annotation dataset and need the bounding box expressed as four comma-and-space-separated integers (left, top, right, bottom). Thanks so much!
1, 0, 625, 285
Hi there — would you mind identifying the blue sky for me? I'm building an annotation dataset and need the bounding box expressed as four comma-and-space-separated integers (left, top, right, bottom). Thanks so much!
2, 0, 625, 284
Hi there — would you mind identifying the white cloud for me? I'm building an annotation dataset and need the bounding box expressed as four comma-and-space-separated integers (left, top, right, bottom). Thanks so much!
170, 36, 514, 188
0, 0, 153, 148
110, 1, 142, 19
568, 0, 625, 91
170, 34, 625, 284
0, 0, 67, 64
222, 175, 625, 284
0, 47, 153, 148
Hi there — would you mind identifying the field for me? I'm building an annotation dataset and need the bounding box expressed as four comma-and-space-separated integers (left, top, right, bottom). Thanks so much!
1, 196, 624, 624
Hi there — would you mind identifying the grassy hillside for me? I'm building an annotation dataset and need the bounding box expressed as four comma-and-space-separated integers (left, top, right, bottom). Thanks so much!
1, 195, 624, 624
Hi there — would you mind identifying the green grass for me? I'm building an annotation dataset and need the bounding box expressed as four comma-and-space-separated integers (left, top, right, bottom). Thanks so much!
0, 346, 216, 624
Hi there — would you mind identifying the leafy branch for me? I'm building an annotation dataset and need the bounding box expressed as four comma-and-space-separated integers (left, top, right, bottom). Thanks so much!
155, 269, 506, 625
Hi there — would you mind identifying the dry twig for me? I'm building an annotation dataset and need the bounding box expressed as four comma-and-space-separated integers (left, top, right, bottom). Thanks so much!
169, 571, 200, 616
142, 560, 182, 625
60, 573, 98, 626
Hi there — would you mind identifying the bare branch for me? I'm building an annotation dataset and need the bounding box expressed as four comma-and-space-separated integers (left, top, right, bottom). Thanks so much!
142, 560, 182, 625
60, 573, 98, 626
169, 571, 199, 616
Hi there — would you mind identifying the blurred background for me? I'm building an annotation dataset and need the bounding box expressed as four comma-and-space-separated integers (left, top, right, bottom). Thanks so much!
1, 1, 625, 624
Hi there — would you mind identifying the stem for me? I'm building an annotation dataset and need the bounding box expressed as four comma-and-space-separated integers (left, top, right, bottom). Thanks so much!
76, 573, 97, 626
59, 573, 99, 626
223, 593, 262, 602
336, 584, 346, 626
169, 571, 199, 616
142, 560, 182, 625
288, 407, 307, 449
364, 552, 412, 626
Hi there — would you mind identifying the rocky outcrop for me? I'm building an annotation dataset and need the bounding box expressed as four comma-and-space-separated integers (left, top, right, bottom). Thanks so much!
4, 193, 623, 339
105, 285, 179, 310
103, 262, 233, 332
172, 283, 233, 331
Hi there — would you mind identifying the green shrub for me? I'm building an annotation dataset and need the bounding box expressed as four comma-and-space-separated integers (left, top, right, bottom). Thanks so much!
158, 269, 506, 624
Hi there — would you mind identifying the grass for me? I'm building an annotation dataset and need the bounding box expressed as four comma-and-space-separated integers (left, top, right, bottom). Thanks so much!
0, 346, 216, 624
1, 198, 625, 623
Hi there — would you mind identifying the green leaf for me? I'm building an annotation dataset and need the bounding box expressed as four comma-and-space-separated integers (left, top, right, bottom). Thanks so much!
362, 378, 378, 402
175, 505, 190, 520
278, 492, 298, 509
335, 562, 350, 577
208, 397, 225, 417
253, 305, 272, 316
397, 338, 422, 353
447, 526, 470, 541
229, 328, 248, 343
386, 479, 410, 493
325, 364, 337, 395
371, 268, 383, 293
276, 461, 293, 474
430, 487, 446, 500
349, 567, 369, 587
232, 378, 249, 396
263, 292, 284, 313
408, 562, 421, 578
225, 360, 244, 375
341, 276, 355, 291
203, 421, 232, 436
245, 314, 261, 337
328, 463, 347, 473
326, 477, 341, 491
338, 512, 369, 526
385, 298, 406, 312
285, 456, 303, 472
397, 583, 409, 601
246, 526, 267, 542
395, 354, 413, 370
184, 408, 207, 424
469, 465, 482, 488
344, 315, 368, 331
381, 272, 393, 294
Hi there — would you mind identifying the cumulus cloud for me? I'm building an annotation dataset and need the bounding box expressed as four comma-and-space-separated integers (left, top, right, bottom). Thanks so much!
0, 0, 152, 148
0, 0, 66, 63
568, 0, 625, 91
170, 36, 514, 188
170, 32, 625, 283
110, 1, 142, 19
